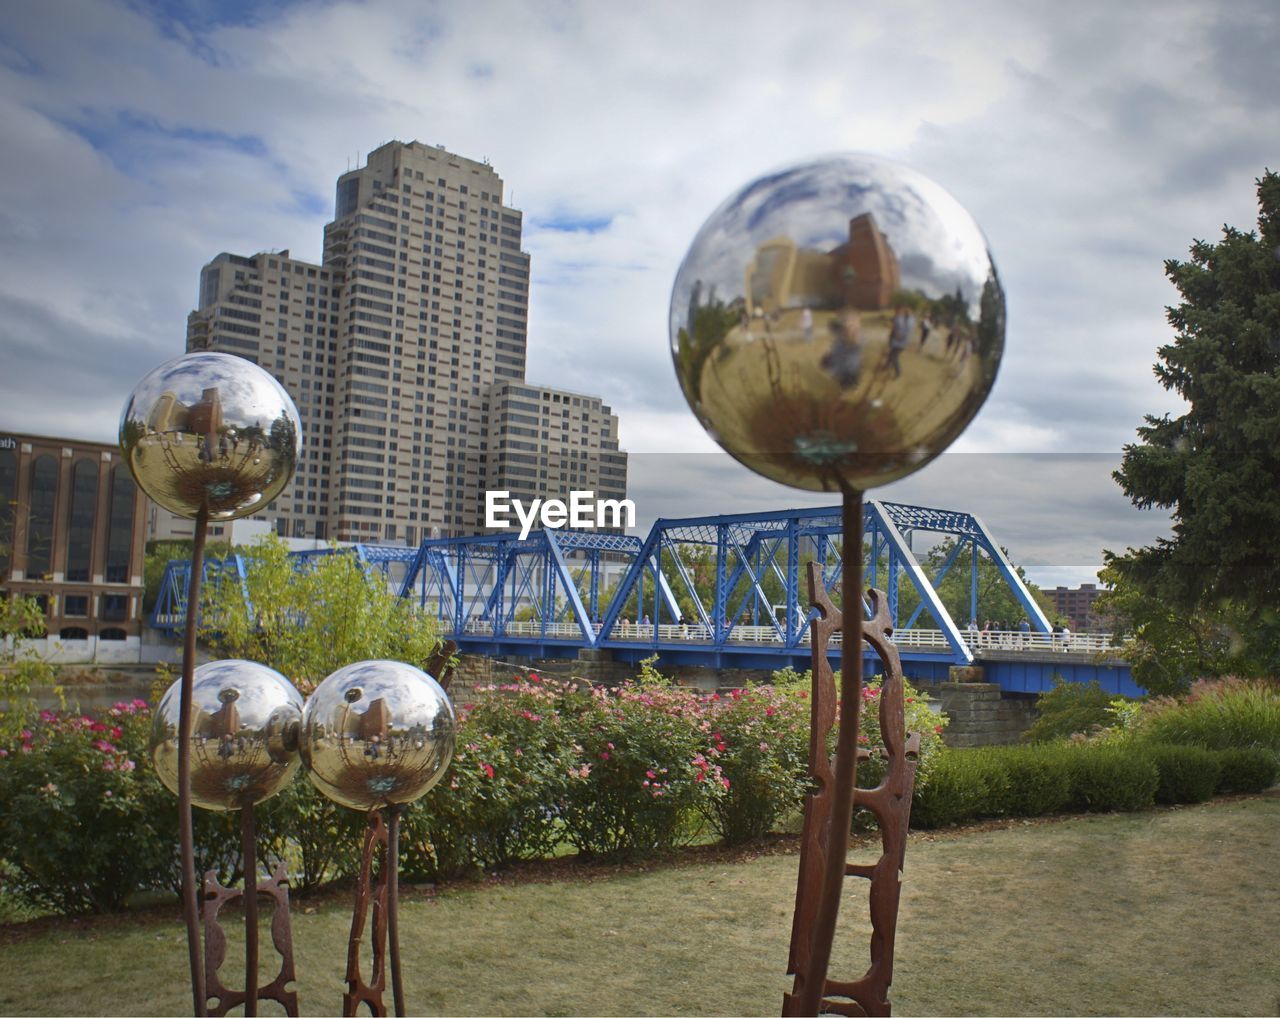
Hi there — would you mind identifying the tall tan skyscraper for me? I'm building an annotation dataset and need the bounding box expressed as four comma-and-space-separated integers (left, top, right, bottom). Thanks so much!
185, 141, 627, 543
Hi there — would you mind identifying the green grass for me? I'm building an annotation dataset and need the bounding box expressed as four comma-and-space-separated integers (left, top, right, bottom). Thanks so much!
1, 796, 1278, 1016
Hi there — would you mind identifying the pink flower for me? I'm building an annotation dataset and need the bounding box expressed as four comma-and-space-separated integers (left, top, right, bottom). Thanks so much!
93, 740, 114, 753
646, 769, 656, 779
121, 759, 136, 771
721, 777, 731, 790
480, 762, 495, 779
765, 706, 776, 717
759, 741, 769, 752
599, 752, 610, 761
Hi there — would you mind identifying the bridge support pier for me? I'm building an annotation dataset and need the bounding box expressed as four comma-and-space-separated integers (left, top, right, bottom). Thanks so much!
914, 680, 1038, 748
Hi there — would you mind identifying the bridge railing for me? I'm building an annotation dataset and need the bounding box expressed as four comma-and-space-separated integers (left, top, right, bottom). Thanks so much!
454, 620, 1122, 655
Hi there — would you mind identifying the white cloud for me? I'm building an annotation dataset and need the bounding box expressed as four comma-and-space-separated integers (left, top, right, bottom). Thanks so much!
0, 0, 1269, 572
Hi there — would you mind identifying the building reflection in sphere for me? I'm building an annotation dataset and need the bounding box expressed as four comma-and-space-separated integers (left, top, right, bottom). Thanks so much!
119, 351, 301, 520
300, 660, 456, 812
150, 659, 304, 811
670, 154, 1005, 491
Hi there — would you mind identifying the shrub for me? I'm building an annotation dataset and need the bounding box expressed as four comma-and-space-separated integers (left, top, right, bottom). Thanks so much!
855, 676, 948, 791
988, 744, 1073, 817
698, 680, 811, 845
1142, 744, 1221, 804
558, 678, 722, 859
910, 748, 1009, 829
1213, 747, 1280, 794
1062, 744, 1158, 813
404, 674, 583, 879
0, 701, 175, 913
1136, 677, 1280, 753
1023, 678, 1124, 743
257, 778, 364, 892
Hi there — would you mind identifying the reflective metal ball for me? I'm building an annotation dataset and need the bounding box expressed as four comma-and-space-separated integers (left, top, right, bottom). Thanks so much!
119, 351, 302, 520
300, 660, 456, 811
670, 154, 1005, 491
150, 660, 304, 811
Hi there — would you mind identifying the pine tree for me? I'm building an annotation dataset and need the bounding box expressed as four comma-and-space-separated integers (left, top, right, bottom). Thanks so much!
1107, 170, 1280, 680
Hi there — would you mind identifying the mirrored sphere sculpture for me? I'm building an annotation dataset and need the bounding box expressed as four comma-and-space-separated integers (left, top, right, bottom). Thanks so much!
300, 660, 456, 811
151, 660, 305, 811
120, 351, 302, 520
670, 154, 1005, 491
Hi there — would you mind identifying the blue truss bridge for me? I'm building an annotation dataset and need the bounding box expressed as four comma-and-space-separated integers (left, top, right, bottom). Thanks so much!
152, 501, 1141, 696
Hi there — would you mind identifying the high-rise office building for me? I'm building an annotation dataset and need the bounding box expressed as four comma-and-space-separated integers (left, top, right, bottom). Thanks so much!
184, 141, 626, 543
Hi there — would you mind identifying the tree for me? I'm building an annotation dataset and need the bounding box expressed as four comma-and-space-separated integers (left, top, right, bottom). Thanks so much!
1104, 170, 1280, 686
892, 538, 1056, 630
200, 535, 445, 693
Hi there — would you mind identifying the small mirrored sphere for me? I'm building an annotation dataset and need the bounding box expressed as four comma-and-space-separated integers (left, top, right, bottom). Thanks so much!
670, 154, 1005, 491
300, 660, 456, 811
150, 660, 304, 811
119, 351, 302, 520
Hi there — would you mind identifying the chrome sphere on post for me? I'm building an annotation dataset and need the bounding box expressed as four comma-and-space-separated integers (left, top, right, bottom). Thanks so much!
669, 153, 1005, 491
119, 350, 302, 520
150, 660, 305, 811
300, 660, 456, 811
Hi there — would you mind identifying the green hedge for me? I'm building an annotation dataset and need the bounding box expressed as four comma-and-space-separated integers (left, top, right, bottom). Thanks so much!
1145, 744, 1220, 805
1213, 747, 1280, 794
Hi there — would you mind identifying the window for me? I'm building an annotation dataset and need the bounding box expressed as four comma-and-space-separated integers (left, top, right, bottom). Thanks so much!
101, 594, 129, 621
104, 467, 135, 583
59, 627, 88, 640
99, 627, 127, 642
65, 459, 97, 582
26, 454, 57, 579
0, 447, 14, 576
63, 595, 89, 617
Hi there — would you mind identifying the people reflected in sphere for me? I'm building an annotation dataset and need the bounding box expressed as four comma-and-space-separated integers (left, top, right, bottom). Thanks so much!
672, 167, 1004, 492
822, 311, 863, 389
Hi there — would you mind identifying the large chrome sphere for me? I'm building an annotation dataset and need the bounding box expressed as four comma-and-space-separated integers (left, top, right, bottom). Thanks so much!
300, 660, 456, 811
150, 660, 304, 811
119, 351, 301, 520
670, 154, 1005, 491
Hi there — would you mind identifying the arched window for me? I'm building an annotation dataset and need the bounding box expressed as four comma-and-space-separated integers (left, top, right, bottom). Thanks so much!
65, 459, 98, 582
0, 447, 15, 577
104, 467, 135, 584
59, 626, 89, 641
26, 455, 58, 579
98, 627, 127, 642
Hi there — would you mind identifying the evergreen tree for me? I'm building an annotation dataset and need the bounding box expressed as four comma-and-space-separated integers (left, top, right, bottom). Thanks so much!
1106, 170, 1280, 683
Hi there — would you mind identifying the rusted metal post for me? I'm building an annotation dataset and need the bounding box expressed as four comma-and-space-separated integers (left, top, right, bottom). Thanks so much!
180, 505, 209, 1016
386, 806, 406, 1017
241, 805, 259, 1017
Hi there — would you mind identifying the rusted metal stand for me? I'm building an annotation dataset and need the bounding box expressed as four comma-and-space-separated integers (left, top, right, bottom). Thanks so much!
201, 806, 299, 1017
785, 522, 921, 1015
344, 810, 392, 1017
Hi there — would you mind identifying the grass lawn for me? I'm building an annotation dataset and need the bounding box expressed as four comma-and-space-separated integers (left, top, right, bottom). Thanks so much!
1, 795, 1277, 1016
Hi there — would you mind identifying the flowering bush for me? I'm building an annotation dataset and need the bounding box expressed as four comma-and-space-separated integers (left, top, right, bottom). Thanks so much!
0, 701, 176, 913
697, 681, 811, 845
404, 674, 584, 878
557, 677, 723, 858
854, 676, 948, 792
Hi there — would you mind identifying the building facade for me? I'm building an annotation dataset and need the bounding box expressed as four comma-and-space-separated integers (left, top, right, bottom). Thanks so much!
184, 141, 626, 544
1047, 583, 1110, 633
0, 432, 147, 661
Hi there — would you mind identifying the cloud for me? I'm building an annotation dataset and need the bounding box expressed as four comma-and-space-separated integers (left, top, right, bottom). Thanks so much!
0, 0, 1268, 576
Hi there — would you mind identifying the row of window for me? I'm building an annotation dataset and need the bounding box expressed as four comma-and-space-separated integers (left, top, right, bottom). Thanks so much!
0, 452, 135, 582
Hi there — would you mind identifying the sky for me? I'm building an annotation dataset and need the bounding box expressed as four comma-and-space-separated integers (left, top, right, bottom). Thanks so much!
1, 0, 1276, 587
